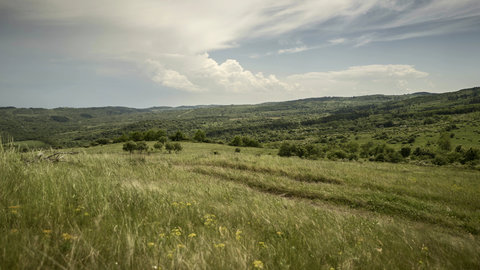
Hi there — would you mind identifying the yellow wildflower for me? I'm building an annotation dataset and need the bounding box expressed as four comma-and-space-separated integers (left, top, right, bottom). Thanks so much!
258, 241, 266, 248
214, 243, 225, 248
171, 227, 182, 236
203, 214, 217, 227
218, 226, 227, 235
147, 242, 155, 247
276, 231, 283, 236
62, 233, 74, 240
177, 244, 186, 249
159, 233, 166, 238
186, 202, 192, 206
84, 212, 89, 216
167, 252, 174, 259
235, 229, 242, 240
188, 233, 197, 238
253, 260, 264, 269
43, 229, 52, 234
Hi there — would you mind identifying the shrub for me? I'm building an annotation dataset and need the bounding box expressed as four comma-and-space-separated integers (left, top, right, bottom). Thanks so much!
158, 136, 168, 144
170, 131, 186, 141
462, 148, 480, 164
165, 142, 174, 153
433, 156, 448, 166
278, 142, 295, 157
230, 136, 243, 147
193, 130, 207, 142
400, 147, 411, 158
386, 151, 403, 163
153, 142, 163, 150
230, 136, 261, 148
173, 142, 183, 153
437, 133, 452, 151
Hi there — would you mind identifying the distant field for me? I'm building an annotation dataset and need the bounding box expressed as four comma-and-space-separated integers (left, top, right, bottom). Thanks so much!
1, 142, 479, 269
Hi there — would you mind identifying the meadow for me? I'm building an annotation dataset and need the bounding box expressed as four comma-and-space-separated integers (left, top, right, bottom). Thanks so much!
1, 142, 479, 269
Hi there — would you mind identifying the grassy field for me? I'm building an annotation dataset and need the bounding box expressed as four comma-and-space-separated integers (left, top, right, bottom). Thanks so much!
1, 142, 480, 269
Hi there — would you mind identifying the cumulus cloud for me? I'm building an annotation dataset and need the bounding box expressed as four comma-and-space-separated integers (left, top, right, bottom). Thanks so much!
145, 54, 292, 93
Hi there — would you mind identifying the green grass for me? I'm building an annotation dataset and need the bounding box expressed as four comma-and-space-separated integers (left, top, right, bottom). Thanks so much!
1, 143, 479, 269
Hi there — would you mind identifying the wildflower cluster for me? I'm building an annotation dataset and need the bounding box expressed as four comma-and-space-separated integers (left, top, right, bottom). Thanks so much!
9, 205, 20, 214
171, 201, 193, 208
235, 229, 242, 240
214, 243, 225, 248
62, 233, 77, 241
203, 214, 217, 227
171, 227, 182, 236
253, 260, 264, 269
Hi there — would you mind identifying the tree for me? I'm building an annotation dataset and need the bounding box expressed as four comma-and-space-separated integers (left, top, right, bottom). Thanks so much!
156, 129, 167, 139
136, 141, 148, 153
165, 142, 174, 153
400, 147, 411, 158
114, 134, 129, 143
123, 141, 137, 153
193, 129, 206, 142
278, 142, 295, 157
170, 131, 186, 141
153, 141, 164, 150
437, 133, 451, 151
173, 142, 183, 153
144, 130, 158, 141
158, 136, 168, 144
230, 136, 243, 146
129, 131, 144, 141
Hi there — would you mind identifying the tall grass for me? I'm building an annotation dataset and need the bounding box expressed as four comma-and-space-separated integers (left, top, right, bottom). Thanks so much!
1, 143, 479, 269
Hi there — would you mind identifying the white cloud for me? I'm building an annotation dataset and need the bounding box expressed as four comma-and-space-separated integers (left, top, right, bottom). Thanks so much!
287, 65, 430, 96
328, 38, 347, 45
278, 46, 309, 54
145, 54, 292, 94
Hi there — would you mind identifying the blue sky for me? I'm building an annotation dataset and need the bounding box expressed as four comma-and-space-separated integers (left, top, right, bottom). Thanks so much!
0, 0, 479, 108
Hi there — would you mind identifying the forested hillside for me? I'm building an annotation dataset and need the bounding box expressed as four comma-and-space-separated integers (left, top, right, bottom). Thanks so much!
1, 87, 480, 167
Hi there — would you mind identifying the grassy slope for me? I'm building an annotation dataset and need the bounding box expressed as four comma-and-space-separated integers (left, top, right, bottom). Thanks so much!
1, 142, 479, 269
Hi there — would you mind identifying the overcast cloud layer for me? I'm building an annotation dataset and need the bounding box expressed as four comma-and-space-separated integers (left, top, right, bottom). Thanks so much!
0, 0, 479, 107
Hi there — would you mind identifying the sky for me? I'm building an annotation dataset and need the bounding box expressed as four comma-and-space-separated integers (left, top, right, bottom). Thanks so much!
0, 0, 479, 108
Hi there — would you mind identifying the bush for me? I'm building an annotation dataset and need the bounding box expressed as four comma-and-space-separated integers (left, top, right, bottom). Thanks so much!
193, 130, 207, 142
386, 151, 403, 163
165, 142, 174, 153
173, 142, 183, 153
433, 156, 448, 166
165, 142, 183, 153
400, 147, 411, 158
278, 142, 295, 157
437, 133, 452, 151
462, 148, 480, 164
170, 131, 186, 141
230, 136, 261, 148
153, 142, 164, 150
